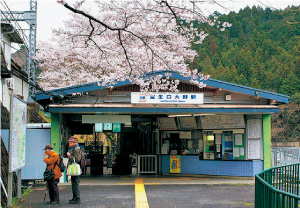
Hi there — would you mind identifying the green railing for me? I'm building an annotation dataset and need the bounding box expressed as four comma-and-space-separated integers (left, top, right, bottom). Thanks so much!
255, 163, 300, 208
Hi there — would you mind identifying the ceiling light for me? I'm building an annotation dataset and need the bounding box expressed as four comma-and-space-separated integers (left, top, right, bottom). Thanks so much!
168, 114, 192, 117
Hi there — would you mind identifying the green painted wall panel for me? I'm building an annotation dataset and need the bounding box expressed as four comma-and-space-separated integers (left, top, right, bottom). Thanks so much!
51, 113, 60, 153
263, 114, 271, 169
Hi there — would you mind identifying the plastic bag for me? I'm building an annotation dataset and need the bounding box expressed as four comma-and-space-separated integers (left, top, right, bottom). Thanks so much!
66, 158, 82, 176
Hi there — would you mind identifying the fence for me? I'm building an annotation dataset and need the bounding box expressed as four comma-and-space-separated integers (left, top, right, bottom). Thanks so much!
255, 163, 300, 208
271, 147, 300, 167
138, 155, 157, 175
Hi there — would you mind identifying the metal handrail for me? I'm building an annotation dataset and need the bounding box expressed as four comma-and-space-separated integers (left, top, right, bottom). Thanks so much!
255, 163, 300, 208
271, 148, 300, 167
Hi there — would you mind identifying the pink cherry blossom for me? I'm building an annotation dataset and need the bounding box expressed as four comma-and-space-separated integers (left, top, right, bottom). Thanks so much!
36, 0, 230, 92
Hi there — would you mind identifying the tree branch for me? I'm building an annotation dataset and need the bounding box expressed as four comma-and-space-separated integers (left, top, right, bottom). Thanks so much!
62, 2, 125, 31
117, 30, 133, 76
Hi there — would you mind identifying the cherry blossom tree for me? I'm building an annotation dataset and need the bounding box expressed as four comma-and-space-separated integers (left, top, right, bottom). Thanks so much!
36, 0, 231, 92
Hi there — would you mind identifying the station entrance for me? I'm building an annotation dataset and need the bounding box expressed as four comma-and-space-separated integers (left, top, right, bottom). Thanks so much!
62, 114, 159, 176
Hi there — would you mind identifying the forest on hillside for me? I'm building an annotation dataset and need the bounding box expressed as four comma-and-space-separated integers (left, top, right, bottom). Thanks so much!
190, 6, 300, 141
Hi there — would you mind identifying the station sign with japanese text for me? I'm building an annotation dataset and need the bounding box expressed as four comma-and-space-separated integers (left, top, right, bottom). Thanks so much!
131, 92, 204, 104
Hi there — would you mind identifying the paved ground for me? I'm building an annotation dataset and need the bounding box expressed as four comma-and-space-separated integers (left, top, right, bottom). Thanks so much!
17, 175, 255, 208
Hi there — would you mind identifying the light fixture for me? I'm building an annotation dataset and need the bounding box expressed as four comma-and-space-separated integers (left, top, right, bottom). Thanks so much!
193, 114, 216, 116
124, 123, 132, 127
168, 114, 192, 117
207, 135, 214, 141
225, 94, 231, 101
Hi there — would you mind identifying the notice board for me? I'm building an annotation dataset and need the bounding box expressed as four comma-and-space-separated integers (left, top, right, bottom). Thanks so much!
247, 119, 262, 160
233, 134, 245, 159
9, 95, 27, 172
247, 119, 262, 139
248, 139, 261, 159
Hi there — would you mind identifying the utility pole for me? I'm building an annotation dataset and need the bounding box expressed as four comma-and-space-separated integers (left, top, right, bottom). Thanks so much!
28, 0, 37, 96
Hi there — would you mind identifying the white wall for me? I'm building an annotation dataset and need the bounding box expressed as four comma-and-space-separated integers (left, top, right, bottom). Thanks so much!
1, 28, 29, 112
13, 75, 29, 101
1, 78, 12, 111
1, 34, 12, 71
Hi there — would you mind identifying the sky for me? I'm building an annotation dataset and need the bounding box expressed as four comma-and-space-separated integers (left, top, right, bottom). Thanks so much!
2, 0, 300, 42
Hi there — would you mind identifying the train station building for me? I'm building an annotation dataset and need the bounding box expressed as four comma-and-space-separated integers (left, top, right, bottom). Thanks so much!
34, 71, 289, 177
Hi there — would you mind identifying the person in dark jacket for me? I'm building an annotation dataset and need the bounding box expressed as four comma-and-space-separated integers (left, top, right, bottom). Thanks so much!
67, 136, 81, 204
43, 145, 62, 205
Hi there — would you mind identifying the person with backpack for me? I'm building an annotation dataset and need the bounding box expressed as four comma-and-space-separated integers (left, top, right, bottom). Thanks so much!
66, 136, 81, 204
43, 145, 62, 205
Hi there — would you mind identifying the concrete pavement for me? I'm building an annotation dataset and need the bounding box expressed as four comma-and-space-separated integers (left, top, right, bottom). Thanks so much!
17, 175, 255, 208
64, 174, 255, 186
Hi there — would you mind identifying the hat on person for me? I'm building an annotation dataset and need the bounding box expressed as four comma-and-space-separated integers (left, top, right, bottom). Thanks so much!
68, 136, 78, 143
43, 144, 54, 150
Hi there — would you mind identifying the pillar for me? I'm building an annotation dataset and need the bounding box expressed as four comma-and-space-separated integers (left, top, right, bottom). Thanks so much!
51, 113, 60, 153
263, 114, 271, 169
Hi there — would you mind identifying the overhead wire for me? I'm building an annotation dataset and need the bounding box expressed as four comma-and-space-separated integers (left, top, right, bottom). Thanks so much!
0, 0, 59, 102
0, 0, 30, 48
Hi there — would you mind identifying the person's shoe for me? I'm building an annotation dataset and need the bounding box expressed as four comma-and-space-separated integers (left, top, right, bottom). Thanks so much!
51, 201, 60, 205
70, 200, 81, 204
69, 197, 81, 204
69, 198, 75, 202
46, 201, 59, 205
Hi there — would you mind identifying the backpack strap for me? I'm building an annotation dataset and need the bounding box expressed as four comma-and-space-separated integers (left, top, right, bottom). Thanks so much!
54, 154, 60, 169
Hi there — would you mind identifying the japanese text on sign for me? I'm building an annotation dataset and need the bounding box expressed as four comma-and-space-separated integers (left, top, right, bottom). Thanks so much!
131, 92, 204, 104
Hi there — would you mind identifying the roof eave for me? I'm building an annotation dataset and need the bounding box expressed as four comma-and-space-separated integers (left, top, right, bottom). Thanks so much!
34, 71, 289, 104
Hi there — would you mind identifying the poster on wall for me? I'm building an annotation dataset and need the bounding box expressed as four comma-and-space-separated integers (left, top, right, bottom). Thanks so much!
9, 95, 27, 172
170, 155, 181, 173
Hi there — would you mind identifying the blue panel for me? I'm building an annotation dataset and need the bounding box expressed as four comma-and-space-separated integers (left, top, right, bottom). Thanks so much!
252, 160, 264, 175
22, 129, 51, 180
162, 155, 264, 176
49, 107, 279, 114
162, 155, 170, 173
1, 129, 9, 151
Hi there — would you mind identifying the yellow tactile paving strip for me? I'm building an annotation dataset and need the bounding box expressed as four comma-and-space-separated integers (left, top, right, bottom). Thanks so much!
135, 179, 149, 208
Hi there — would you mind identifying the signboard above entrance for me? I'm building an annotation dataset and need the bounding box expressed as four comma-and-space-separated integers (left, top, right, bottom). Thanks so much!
131, 92, 204, 104
82, 115, 131, 123
200, 115, 245, 129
